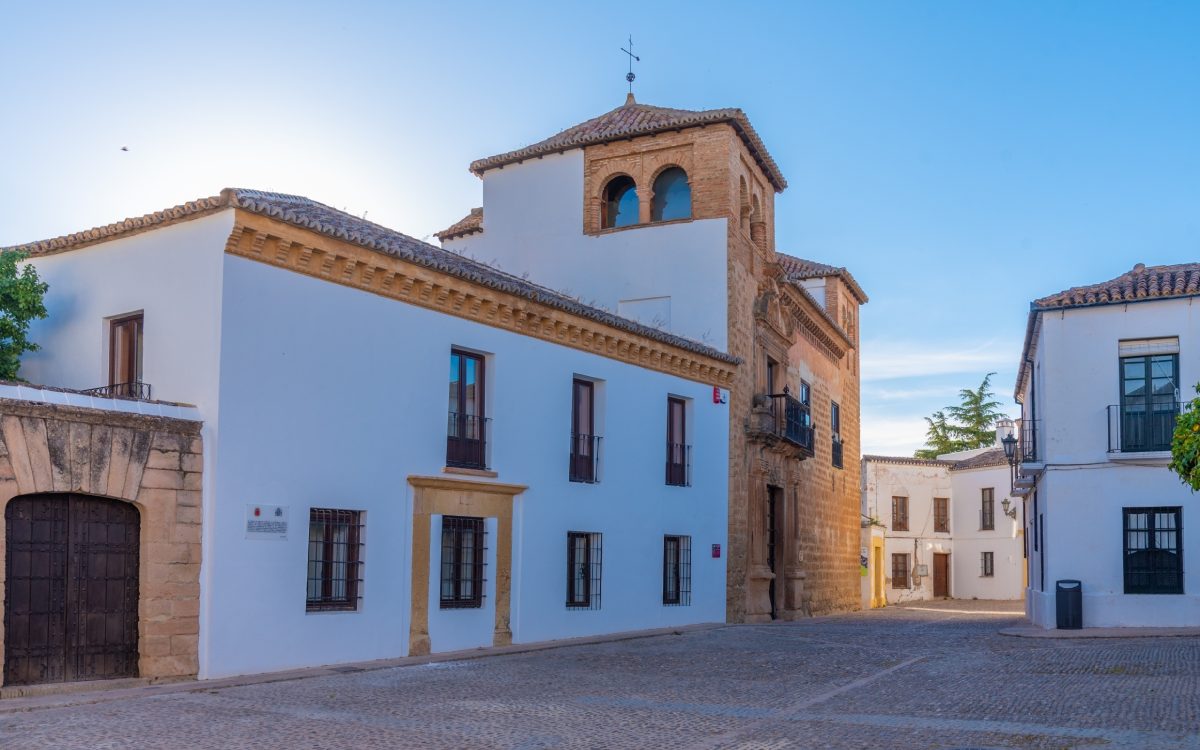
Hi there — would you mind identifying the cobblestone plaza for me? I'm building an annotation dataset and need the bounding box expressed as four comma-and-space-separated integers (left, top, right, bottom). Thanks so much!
1, 601, 1196, 749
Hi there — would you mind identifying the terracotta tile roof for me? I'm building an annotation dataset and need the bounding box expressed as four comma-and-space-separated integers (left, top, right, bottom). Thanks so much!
4, 189, 740, 366
1017, 262, 1200, 399
949, 447, 1008, 471
435, 207, 483, 243
862, 455, 954, 468
776, 252, 869, 304
1033, 262, 1200, 310
470, 94, 787, 192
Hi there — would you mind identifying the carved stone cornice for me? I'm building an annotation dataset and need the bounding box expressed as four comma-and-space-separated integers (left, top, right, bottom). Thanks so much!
226, 212, 738, 387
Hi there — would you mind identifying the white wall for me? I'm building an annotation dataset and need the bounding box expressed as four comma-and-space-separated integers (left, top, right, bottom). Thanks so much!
1023, 299, 1200, 627
204, 254, 728, 676
444, 152, 730, 350
949, 464, 1024, 600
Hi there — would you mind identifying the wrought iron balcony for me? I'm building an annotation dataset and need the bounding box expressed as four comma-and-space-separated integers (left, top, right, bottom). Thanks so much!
447, 412, 490, 469
569, 433, 602, 483
1019, 419, 1040, 463
81, 381, 153, 401
1107, 402, 1180, 454
832, 436, 844, 469
749, 392, 814, 453
666, 442, 691, 487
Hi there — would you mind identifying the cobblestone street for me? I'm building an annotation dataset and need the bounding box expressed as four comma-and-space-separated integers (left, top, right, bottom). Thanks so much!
1, 601, 1197, 750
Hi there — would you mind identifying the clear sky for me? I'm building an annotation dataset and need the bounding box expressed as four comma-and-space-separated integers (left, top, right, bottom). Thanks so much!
3, 1, 1198, 455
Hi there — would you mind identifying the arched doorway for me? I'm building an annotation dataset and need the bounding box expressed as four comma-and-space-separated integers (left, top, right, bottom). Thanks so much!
4, 494, 140, 686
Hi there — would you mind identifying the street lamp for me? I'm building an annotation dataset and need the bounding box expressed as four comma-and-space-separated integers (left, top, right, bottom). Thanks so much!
1001, 430, 1019, 499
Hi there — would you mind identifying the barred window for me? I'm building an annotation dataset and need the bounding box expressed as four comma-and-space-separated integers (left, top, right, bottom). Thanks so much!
981, 488, 995, 530
891, 497, 909, 531
1124, 507, 1183, 594
566, 531, 603, 610
934, 497, 949, 533
440, 516, 486, 609
307, 508, 363, 612
891, 553, 910, 589
663, 535, 692, 606
981, 551, 995, 577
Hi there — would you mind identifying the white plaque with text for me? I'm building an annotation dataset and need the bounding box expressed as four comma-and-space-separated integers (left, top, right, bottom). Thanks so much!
246, 504, 288, 540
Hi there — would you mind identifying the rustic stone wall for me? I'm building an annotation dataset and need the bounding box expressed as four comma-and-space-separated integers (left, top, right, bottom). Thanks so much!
0, 398, 202, 683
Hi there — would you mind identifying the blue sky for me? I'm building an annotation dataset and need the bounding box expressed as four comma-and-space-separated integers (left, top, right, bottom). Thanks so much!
3, 1, 1198, 455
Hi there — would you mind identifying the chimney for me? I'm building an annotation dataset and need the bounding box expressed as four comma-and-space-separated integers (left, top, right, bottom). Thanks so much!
995, 418, 1015, 447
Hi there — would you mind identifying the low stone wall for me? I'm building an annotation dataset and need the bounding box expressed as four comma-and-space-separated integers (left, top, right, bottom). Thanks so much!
0, 398, 202, 683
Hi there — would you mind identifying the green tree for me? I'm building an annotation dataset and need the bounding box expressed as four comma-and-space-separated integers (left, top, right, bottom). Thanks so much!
1169, 384, 1200, 491
914, 373, 1007, 459
0, 250, 48, 381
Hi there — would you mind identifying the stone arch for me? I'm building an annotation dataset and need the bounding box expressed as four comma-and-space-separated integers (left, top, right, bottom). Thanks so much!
599, 172, 639, 229
739, 177, 751, 227
0, 403, 202, 685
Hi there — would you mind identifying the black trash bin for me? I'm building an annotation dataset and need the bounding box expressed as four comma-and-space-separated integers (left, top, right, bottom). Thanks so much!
1056, 579, 1082, 629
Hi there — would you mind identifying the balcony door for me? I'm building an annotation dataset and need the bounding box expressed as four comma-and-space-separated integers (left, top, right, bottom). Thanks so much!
570, 379, 596, 482
109, 314, 143, 398
447, 350, 486, 469
1120, 354, 1178, 452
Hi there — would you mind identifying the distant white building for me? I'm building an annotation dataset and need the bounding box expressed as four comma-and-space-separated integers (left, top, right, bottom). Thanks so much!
1015, 263, 1199, 628
861, 428, 1024, 605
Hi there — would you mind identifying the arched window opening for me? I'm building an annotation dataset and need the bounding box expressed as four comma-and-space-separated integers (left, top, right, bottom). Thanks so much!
651, 167, 691, 222
602, 176, 639, 229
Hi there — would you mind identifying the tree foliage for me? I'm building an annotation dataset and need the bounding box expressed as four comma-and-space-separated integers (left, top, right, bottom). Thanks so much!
914, 373, 1007, 459
0, 251, 48, 381
1169, 384, 1200, 491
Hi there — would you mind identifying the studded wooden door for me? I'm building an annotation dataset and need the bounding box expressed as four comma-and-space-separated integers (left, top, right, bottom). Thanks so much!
4, 494, 140, 686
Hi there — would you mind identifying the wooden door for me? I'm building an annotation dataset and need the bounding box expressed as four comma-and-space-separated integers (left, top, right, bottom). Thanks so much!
4, 494, 140, 686
933, 553, 950, 598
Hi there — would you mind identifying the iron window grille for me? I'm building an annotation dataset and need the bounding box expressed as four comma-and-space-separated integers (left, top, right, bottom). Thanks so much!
662, 535, 693, 606
566, 531, 603, 610
1123, 507, 1183, 594
891, 553, 910, 589
440, 515, 486, 609
306, 508, 364, 612
891, 496, 909, 531
981, 551, 995, 577
934, 498, 950, 533
981, 488, 995, 531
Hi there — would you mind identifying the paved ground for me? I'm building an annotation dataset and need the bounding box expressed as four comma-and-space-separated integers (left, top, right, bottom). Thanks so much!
2, 600, 1198, 749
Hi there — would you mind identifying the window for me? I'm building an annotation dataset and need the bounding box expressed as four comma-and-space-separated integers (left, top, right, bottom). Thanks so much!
981, 551, 995, 577
981, 488, 995, 530
891, 553, 910, 589
109, 313, 144, 398
1123, 507, 1183, 594
799, 380, 813, 435
570, 379, 599, 483
666, 397, 690, 486
831, 401, 843, 469
650, 167, 691, 222
1119, 353, 1179, 452
447, 349, 487, 469
934, 497, 949, 533
440, 516, 485, 609
566, 532, 603, 609
662, 535, 692, 606
306, 509, 363, 612
602, 175, 638, 228
891, 496, 909, 531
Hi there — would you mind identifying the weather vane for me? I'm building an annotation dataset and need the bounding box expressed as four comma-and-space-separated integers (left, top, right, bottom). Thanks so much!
620, 36, 639, 94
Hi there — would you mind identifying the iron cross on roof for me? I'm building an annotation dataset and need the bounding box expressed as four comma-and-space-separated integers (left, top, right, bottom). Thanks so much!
620, 36, 639, 93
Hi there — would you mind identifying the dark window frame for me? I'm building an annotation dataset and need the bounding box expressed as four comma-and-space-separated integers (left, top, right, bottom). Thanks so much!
662, 535, 693, 606
109, 313, 144, 394
439, 515, 486, 609
891, 496, 909, 532
447, 349, 488, 469
981, 551, 994, 577
1123, 507, 1183, 595
934, 497, 949, 533
1118, 353, 1179, 453
570, 378, 600, 483
891, 553, 910, 589
666, 397, 690, 486
566, 531, 603, 609
981, 488, 995, 531
306, 508, 364, 612
830, 401, 843, 469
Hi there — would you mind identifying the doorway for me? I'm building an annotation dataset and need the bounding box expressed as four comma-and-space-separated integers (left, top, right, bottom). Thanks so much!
766, 486, 780, 619
933, 553, 950, 598
4, 494, 140, 686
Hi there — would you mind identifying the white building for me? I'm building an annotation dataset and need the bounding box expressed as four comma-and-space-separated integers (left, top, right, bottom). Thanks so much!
862, 430, 1024, 605
1016, 263, 1199, 628
4, 188, 733, 681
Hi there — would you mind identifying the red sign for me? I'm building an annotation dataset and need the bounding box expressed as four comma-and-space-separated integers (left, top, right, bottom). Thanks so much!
711, 544, 721, 558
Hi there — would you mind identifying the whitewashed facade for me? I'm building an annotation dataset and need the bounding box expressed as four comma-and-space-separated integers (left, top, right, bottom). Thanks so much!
10, 190, 732, 679
1016, 263, 1200, 628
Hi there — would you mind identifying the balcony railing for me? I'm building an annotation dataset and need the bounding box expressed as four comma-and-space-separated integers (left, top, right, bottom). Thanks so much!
81, 381, 153, 401
832, 436, 844, 469
758, 393, 815, 452
569, 433, 602, 483
666, 442, 691, 487
447, 412, 490, 469
1018, 418, 1039, 462
1107, 402, 1180, 453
